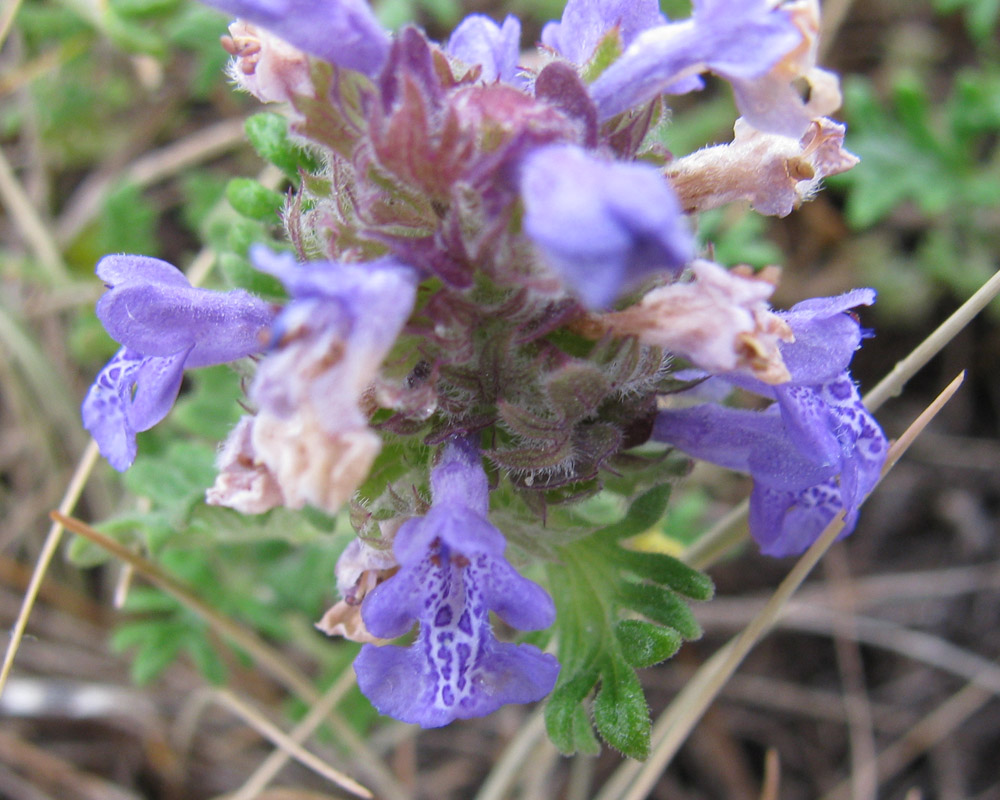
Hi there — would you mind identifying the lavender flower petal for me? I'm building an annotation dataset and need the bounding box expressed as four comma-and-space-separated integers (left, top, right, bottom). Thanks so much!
84, 256, 272, 470
589, 0, 801, 121
777, 289, 876, 384
540, 0, 664, 65
95, 255, 273, 366
199, 0, 390, 77
356, 437, 558, 727
81, 348, 144, 471
446, 14, 523, 86
520, 143, 692, 308
653, 289, 887, 556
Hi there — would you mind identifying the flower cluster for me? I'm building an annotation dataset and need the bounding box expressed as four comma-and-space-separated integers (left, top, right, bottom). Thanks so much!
82, 0, 885, 729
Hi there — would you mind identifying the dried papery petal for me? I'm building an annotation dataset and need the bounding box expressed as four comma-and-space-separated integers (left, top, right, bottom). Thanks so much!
206, 416, 285, 513
316, 601, 389, 643
666, 117, 858, 217
250, 409, 381, 514
334, 538, 399, 600
241, 248, 417, 512
222, 20, 312, 104
602, 260, 793, 382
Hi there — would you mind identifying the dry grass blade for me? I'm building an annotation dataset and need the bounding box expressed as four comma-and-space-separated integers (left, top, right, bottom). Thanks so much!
211, 689, 373, 800
0, 440, 99, 697
0, 145, 70, 283
821, 681, 994, 800
758, 749, 781, 800
471, 708, 547, 800
864, 269, 1000, 410
597, 371, 966, 800
44, 512, 410, 800
229, 668, 359, 800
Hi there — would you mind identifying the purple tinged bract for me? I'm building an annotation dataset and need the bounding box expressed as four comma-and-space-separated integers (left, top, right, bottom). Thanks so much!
82, 255, 272, 471
589, 0, 802, 128
519, 143, 693, 309
354, 436, 559, 727
200, 0, 390, 77
653, 290, 887, 556
446, 14, 524, 87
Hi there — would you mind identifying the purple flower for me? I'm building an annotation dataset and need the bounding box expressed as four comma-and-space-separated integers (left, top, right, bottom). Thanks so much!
519, 143, 693, 309
540, 0, 665, 65
200, 0, 390, 77
589, 0, 802, 126
446, 14, 524, 86
653, 290, 888, 556
208, 246, 418, 515
82, 255, 273, 471
354, 436, 559, 727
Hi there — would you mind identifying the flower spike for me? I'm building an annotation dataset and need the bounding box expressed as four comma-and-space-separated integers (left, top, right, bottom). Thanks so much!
354, 436, 559, 727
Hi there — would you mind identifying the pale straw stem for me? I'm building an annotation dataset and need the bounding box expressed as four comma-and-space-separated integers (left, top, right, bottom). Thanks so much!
0, 440, 99, 697
0, 144, 70, 284
230, 667, 360, 800
212, 688, 373, 800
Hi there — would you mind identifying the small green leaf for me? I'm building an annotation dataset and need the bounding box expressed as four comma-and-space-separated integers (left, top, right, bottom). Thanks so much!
109, 0, 181, 19
184, 635, 228, 685
130, 631, 184, 684
593, 653, 650, 759
616, 619, 682, 669
123, 441, 217, 521
545, 667, 601, 755
615, 549, 715, 600
226, 177, 284, 223
121, 587, 181, 614
245, 113, 318, 177
581, 29, 624, 84
597, 484, 672, 540
617, 582, 702, 640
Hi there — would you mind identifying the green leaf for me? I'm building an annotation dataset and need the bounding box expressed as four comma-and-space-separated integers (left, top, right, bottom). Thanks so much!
121, 587, 181, 614
109, 0, 181, 19
581, 29, 624, 84
543, 486, 712, 757
545, 668, 601, 755
245, 113, 318, 178
97, 182, 159, 256
593, 652, 650, 759
184, 634, 228, 685
616, 620, 682, 668
226, 177, 285, 223
617, 582, 702, 640
123, 441, 217, 522
596, 484, 672, 540
170, 366, 243, 439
